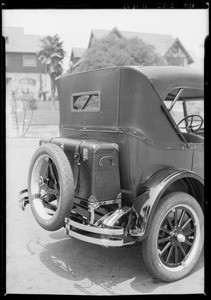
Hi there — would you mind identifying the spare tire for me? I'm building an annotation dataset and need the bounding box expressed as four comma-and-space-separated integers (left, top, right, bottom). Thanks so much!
28, 143, 74, 231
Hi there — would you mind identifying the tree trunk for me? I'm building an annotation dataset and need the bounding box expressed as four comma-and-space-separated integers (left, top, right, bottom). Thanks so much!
50, 76, 56, 110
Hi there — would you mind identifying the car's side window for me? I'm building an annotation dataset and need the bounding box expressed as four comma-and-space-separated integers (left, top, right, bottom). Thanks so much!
186, 100, 204, 119
164, 87, 204, 143
164, 88, 204, 129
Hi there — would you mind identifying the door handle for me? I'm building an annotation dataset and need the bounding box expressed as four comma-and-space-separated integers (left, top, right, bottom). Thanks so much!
99, 156, 114, 167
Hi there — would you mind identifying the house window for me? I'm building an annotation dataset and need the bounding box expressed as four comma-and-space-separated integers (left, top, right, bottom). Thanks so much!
165, 43, 187, 66
23, 54, 37, 67
19, 78, 36, 86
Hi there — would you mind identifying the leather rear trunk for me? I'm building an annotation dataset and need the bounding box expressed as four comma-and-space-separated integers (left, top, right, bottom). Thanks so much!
77, 140, 121, 201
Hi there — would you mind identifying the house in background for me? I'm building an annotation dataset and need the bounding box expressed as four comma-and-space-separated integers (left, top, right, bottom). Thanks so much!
70, 27, 194, 72
70, 47, 86, 65
3, 27, 51, 100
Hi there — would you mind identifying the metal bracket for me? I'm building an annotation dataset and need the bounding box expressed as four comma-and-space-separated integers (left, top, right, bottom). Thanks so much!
19, 189, 29, 211
87, 197, 122, 225
65, 218, 70, 235
88, 202, 100, 225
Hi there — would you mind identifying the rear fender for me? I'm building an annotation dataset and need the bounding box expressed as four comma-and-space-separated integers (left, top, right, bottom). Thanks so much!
131, 167, 204, 239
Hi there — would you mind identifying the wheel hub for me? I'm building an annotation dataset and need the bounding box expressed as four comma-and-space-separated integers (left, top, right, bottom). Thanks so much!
176, 233, 186, 243
170, 228, 186, 243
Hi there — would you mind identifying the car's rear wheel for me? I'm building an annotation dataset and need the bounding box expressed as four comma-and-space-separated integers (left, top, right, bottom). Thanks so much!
28, 143, 74, 231
141, 192, 204, 282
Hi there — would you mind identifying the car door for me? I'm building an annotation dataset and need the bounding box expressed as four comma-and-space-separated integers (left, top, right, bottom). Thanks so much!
192, 144, 204, 179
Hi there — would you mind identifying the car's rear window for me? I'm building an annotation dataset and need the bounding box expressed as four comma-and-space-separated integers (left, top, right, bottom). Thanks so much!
71, 91, 100, 112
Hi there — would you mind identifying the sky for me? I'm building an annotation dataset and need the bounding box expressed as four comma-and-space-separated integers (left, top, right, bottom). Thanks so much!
2, 9, 209, 70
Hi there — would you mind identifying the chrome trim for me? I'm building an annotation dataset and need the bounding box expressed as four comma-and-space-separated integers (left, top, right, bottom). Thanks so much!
67, 218, 124, 235
94, 207, 130, 226
88, 195, 97, 202
88, 202, 100, 210
88, 202, 99, 225
123, 241, 135, 246
117, 192, 122, 199
89, 143, 101, 153
101, 207, 131, 227
129, 227, 143, 236
67, 229, 124, 247
94, 211, 115, 226
88, 198, 121, 206
87, 198, 122, 224
102, 198, 121, 208
168, 88, 184, 112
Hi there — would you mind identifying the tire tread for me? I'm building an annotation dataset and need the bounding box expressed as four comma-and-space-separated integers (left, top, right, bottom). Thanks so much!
28, 143, 74, 231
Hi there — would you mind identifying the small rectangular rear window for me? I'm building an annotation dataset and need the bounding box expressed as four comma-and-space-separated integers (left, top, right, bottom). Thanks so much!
71, 91, 100, 112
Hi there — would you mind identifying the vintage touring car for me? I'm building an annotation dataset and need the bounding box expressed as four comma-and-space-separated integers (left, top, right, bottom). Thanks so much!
19, 66, 204, 282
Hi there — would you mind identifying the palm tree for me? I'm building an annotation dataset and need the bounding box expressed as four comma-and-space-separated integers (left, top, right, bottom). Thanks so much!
37, 34, 65, 110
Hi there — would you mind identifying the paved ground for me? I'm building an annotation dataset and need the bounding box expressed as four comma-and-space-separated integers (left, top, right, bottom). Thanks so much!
6, 138, 204, 295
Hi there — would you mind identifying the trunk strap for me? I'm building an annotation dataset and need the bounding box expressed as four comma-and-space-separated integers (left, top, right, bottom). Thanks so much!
74, 141, 83, 194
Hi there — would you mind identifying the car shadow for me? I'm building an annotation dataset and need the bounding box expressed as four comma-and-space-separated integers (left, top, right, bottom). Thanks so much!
36, 230, 204, 295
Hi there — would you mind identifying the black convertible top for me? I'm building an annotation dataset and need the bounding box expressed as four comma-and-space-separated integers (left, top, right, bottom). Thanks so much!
130, 66, 204, 100
57, 65, 203, 148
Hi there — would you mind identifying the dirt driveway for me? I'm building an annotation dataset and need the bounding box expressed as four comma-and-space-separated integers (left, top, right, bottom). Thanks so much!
6, 138, 204, 295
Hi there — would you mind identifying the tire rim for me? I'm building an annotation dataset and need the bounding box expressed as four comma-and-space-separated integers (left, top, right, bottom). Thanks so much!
30, 154, 60, 220
157, 204, 201, 272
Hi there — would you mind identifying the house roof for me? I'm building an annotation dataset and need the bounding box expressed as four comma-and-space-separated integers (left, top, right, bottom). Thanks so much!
71, 47, 86, 58
71, 28, 194, 68
3, 27, 42, 53
90, 28, 179, 56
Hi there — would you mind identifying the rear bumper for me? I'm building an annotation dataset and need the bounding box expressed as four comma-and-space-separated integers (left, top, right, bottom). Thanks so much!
65, 217, 125, 247
19, 189, 134, 247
